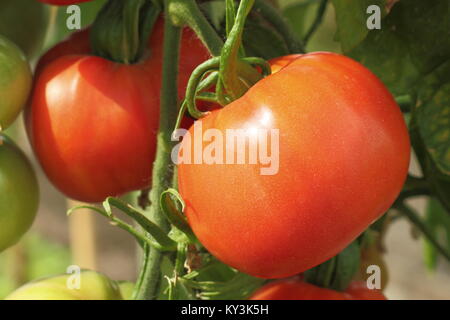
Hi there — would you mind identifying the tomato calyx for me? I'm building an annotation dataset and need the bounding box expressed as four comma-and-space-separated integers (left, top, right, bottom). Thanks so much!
178, 0, 272, 123
90, 0, 161, 64
304, 241, 361, 292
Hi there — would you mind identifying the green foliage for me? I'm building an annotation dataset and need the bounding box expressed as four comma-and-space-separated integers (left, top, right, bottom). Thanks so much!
280, 0, 340, 52
0, 0, 49, 59
51, 0, 107, 43
304, 241, 360, 291
0, 234, 71, 299
332, 0, 386, 52
335, 0, 450, 97
423, 198, 450, 271
200, 0, 291, 59
331, 0, 450, 217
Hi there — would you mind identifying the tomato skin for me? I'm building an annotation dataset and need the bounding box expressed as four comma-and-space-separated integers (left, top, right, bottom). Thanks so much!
269, 54, 302, 73
28, 19, 209, 202
117, 281, 134, 300
178, 52, 410, 278
0, 135, 39, 253
0, 35, 32, 130
5, 270, 122, 300
38, 0, 92, 5
250, 280, 386, 300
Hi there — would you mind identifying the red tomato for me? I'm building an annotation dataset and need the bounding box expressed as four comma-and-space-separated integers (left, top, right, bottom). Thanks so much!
28, 18, 210, 202
38, 0, 92, 5
250, 280, 386, 300
269, 54, 302, 73
178, 52, 410, 278
345, 281, 386, 300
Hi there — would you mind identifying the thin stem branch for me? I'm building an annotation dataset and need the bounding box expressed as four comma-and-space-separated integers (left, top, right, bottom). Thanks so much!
303, 0, 328, 44
134, 6, 182, 299
395, 202, 450, 262
254, 0, 304, 53
397, 175, 431, 201
168, 0, 223, 56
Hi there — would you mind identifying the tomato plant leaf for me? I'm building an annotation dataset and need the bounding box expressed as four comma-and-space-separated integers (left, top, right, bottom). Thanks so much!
414, 60, 450, 177
200, 0, 227, 30
104, 197, 178, 251
200, 0, 291, 59
338, 0, 450, 97
331, 0, 386, 52
330, 241, 360, 291
160, 189, 197, 243
50, 0, 107, 46
282, 0, 322, 40
304, 241, 360, 291
423, 198, 450, 271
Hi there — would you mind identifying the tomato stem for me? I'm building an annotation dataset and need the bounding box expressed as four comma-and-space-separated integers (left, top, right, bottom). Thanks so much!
168, 0, 223, 56
395, 202, 450, 262
303, 0, 328, 44
133, 5, 182, 299
218, 0, 258, 100
254, 0, 304, 53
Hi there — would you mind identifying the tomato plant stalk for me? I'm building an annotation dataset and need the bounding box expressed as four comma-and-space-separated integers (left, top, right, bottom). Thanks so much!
133, 6, 182, 299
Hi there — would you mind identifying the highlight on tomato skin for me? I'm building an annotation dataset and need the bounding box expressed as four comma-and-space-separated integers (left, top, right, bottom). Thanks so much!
249, 279, 386, 300
178, 51, 411, 279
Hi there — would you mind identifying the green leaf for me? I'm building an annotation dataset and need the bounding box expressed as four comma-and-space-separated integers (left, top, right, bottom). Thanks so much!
423, 198, 450, 271
341, 0, 450, 97
282, 0, 320, 39
330, 241, 360, 290
414, 60, 450, 177
410, 114, 450, 213
104, 197, 177, 251
331, 0, 386, 52
160, 189, 196, 243
243, 18, 290, 59
200, 0, 227, 30
200, 0, 292, 59
181, 272, 265, 300
304, 241, 360, 291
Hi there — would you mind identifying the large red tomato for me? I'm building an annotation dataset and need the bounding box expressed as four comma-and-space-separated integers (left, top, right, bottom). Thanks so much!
28, 18, 210, 202
178, 52, 410, 278
250, 279, 386, 300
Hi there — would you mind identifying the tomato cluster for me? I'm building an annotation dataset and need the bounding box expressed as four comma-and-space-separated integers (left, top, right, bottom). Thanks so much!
2, 3, 411, 299
0, 35, 38, 253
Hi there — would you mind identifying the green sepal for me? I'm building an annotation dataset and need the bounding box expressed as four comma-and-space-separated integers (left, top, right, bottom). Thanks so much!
304, 241, 360, 291
90, 0, 161, 64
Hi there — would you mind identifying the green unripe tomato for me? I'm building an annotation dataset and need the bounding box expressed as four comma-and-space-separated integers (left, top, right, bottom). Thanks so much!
6, 270, 123, 300
0, 135, 39, 252
0, 35, 32, 130
0, 0, 49, 58
117, 281, 134, 300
